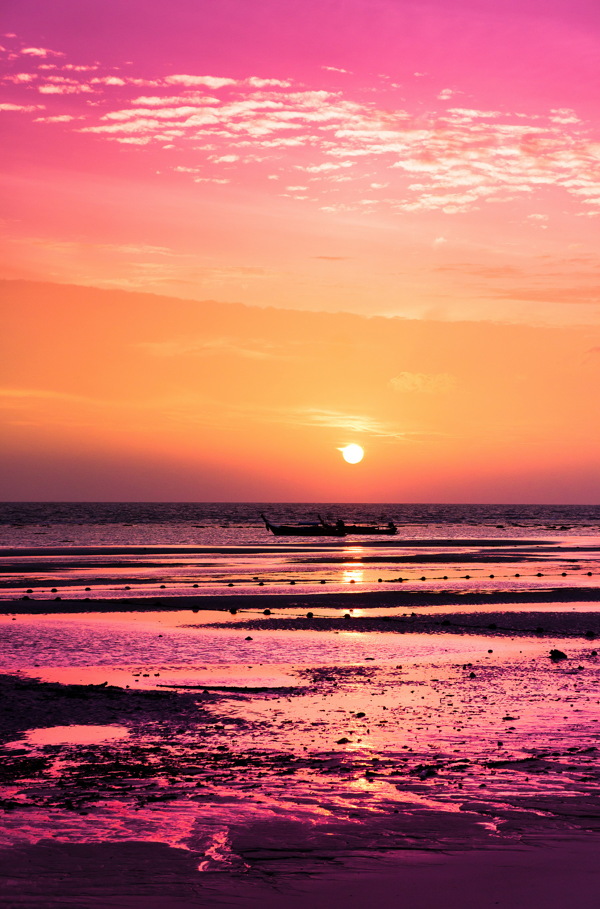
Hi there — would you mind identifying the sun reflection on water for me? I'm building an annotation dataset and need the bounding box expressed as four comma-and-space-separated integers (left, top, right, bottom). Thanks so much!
342, 568, 365, 584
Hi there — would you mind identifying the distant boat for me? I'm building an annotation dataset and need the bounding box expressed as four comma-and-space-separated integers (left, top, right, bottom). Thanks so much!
319, 516, 397, 535
261, 514, 345, 537
342, 522, 397, 535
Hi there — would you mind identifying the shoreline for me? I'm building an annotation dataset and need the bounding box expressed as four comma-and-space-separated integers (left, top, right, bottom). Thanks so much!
4, 585, 600, 614
0, 538, 560, 556
3, 835, 600, 908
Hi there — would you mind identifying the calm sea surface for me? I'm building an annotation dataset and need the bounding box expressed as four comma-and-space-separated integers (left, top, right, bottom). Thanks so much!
2, 502, 600, 548
0, 502, 599, 603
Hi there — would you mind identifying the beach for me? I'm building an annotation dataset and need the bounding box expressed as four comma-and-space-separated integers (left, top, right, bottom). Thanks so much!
5, 0, 600, 897
1, 505, 600, 905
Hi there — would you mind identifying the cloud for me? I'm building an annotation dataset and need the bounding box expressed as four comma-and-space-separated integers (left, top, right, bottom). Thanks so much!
550, 108, 580, 124
437, 88, 460, 100
131, 94, 220, 107
390, 373, 457, 394
290, 407, 406, 439
34, 113, 78, 123
0, 102, 43, 111
138, 336, 282, 360
90, 76, 127, 86
246, 77, 291, 88
436, 263, 523, 278
5, 46, 600, 219
446, 108, 501, 121
21, 46, 64, 57
38, 83, 94, 95
301, 162, 355, 173
492, 285, 600, 305
5, 72, 37, 83
0, 387, 93, 404
164, 74, 236, 88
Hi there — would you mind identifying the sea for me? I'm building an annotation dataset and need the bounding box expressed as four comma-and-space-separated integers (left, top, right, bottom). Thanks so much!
1, 501, 600, 603
3, 501, 600, 547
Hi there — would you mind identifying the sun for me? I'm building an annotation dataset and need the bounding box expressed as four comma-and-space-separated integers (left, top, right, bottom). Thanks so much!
340, 443, 364, 464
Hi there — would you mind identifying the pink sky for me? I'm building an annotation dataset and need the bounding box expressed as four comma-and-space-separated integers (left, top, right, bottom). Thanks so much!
2, 1, 600, 501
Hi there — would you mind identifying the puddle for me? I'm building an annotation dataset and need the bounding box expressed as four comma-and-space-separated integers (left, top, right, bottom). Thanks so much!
20, 663, 310, 691
8, 724, 129, 748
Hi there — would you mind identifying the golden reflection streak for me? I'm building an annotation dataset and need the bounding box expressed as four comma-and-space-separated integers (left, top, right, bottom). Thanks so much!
342, 567, 364, 584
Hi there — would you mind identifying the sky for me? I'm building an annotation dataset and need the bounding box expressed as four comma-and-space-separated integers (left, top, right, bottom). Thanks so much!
2, 0, 600, 502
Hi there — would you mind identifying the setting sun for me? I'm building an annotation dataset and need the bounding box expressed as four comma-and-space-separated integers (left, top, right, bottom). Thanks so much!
340, 444, 365, 464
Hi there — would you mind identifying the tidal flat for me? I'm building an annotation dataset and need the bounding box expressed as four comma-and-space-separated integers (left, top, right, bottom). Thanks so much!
2, 509, 600, 906
1, 598, 600, 908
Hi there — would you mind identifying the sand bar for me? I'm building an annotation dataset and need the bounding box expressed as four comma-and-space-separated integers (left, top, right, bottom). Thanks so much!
4, 586, 600, 614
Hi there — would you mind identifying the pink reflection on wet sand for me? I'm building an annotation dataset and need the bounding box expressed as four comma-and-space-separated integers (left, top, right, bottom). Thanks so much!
12, 724, 129, 747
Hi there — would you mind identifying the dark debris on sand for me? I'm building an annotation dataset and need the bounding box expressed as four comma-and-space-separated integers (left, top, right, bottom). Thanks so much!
0, 674, 223, 744
2, 665, 600, 841
204, 610, 600, 640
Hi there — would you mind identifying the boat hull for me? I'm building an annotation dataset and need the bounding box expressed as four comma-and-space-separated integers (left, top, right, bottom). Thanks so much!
342, 525, 397, 535
266, 525, 345, 536
261, 515, 345, 536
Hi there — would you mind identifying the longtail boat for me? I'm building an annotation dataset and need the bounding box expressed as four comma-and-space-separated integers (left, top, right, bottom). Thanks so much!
342, 522, 397, 535
319, 516, 397, 535
261, 514, 345, 537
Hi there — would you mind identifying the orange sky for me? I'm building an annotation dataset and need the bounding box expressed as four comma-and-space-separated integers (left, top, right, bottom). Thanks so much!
2, 2, 600, 501
2, 280, 599, 502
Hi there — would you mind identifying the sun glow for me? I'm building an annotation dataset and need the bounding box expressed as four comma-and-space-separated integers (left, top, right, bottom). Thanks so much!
340, 444, 364, 464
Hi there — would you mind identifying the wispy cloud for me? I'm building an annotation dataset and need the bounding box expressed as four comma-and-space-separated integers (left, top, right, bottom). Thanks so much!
390, 372, 458, 394
21, 46, 64, 58
164, 74, 236, 88
287, 407, 411, 439
434, 258, 600, 305
3, 37, 600, 219
138, 336, 284, 360
0, 387, 94, 404
0, 101, 43, 111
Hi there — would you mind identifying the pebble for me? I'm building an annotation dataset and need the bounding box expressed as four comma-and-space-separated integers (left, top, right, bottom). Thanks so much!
550, 649, 568, 661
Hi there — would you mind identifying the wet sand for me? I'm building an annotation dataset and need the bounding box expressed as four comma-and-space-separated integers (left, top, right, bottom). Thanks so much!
3, 536, 599, 607
2, 590, 600, 906
5, 586, 600, 613
2, 836, 600, 908
2, 662, 600, 908
4, 511, 600, 904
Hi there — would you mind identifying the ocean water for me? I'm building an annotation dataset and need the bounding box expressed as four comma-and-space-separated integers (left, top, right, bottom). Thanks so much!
2, 501, 600, 548
1, 502, 600, 603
